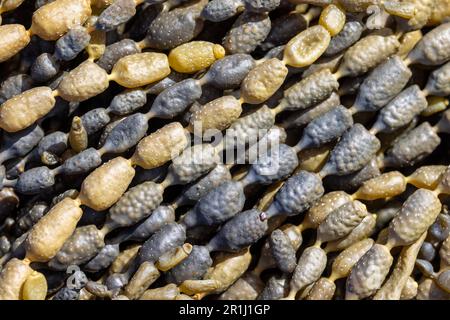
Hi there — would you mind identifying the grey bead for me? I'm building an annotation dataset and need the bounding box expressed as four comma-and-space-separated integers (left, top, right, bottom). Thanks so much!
354, 56, 412, 112
53, 287, 79, 300
282, 92, 341, 129
0, 74, 34, 103
97, 39, 141, 72
80, 108, 111, 135
424, 61, 450, 96
375, 201, 402, 230
138, 222, 186, 264
170, 144, 220, 184
14, 202, 48, 236
346, 244, 392, 299
35, 0, 54, 9
11, 232, 27, 253
322, 124, 380, 176
31, 53, 60, 82
0, 165, 4, 186
186, 224, 218, 244
104, 273, 129, 291
300, 106, 353, 149
98, 118, 124, 148
145, 3, 205, 49
128, 205, 176, 241
0, 236, 10, 256
248, 144, 298, 185
338, 75, 364, 96
151, 79, 202, 119
269, 229, 296, 273
325, 158, 380, 192
263, 45, 285, 60
197, 84, 223, 105
142, 0, 170, 4
102, 113, 149, 154
107, 90, 147, 116
437, 271, 450, 294
60, 148, 103, 175
324, 19, 365, 57
16, 166, 55, 195
260, 12, 307, 50
96, 0, 137, 31
429, 216, 450, 242
182, 180, 245, 228
84, 244, 120, 273
165, 245, 213, 285
1, 124, 44, 160
419, 242, 436, 262
51, 189, 79, 207
244, 0, 280, 12
408, 22, 450, 66
201, 0, 243, 22
224, 105, 276, 150
108, 181, 164, 228
126, 2, 160, 40
223, 12, 271, 54
48, 71, 66, 91
37, 131, 68, 157
130, 167, 167, 187
181, 164, 232, 204
280, 69, 339, 111
204, 54, 255, 90
415, 259, 435, 278
258, 275, 289, 300
54, 27, 91, 61
207, 209, 268, 252
341, 34, 400, 77
317, 201, 368, 243
302, 54, 344, 80
243, 125, 287, 163
269, 171, 324, 218
48, 225, 105, 270
146, 71, 187, 95
373, 85, 428, 133
0, 165, 5, 187
385, 122, 441, 167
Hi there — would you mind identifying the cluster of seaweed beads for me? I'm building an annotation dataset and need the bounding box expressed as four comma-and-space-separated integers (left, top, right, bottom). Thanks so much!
1, 0, 450, 301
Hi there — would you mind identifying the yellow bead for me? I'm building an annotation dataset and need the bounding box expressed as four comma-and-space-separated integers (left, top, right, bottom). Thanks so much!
25, 198, 83, 262
78, 157, 135, 211
0, 87, 55, 133
169, 41, 225, 73
0, 259, 33, 300
58, 61, 109, 102
283, 25, 331, 68
31, 0, 91, 40
354, 171, 407, 201
0, 24, 30, 63
22, 271, 48, 300
0, 0, 25, 12
188, 96, 242, 132
429, 0, 450, 25
111, 52, 170, 88
131, 122, 188, 169
241, 58, 288, 104
319, 4, 346, 36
